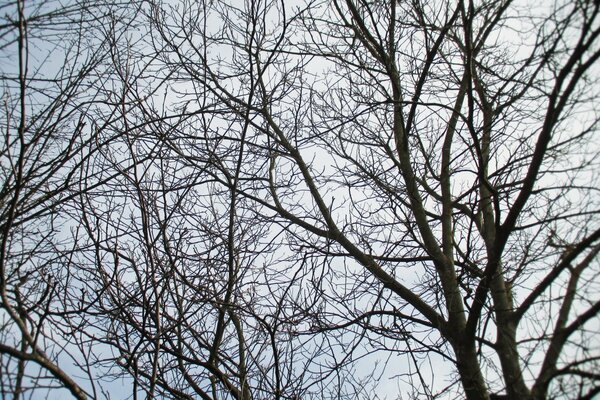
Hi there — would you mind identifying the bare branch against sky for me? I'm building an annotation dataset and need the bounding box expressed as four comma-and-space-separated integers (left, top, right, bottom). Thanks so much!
1, 1, 599, 399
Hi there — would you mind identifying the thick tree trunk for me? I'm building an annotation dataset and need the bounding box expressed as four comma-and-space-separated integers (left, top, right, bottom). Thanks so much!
453, 337, 490, 400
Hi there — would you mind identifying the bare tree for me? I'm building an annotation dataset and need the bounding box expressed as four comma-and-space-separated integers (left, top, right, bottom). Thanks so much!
0, 1, 140, 398
3, 0, 598, 399
112, 0, 597, 399
74, 8, 363, 396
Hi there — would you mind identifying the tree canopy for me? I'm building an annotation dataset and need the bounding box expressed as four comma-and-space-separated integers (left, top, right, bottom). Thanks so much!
1, 0, 599, 399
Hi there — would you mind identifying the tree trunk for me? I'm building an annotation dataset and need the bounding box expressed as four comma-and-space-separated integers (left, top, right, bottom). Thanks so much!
453, 338, 491, 400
